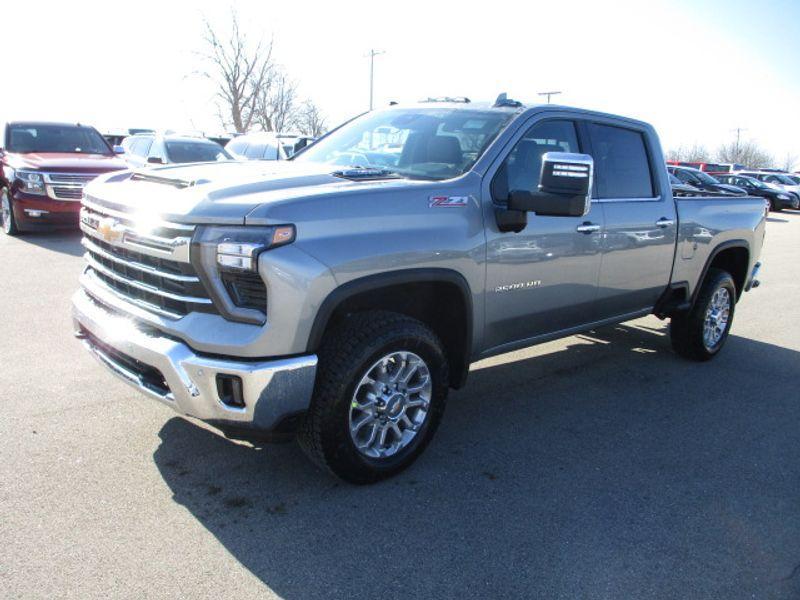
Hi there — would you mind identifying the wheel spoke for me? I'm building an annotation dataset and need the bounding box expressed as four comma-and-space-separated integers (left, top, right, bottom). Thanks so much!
349, 350, 433, 458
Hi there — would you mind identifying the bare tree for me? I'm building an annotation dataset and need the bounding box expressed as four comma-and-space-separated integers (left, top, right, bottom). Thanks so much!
199, 11, 274, 133
295, 100, 327, 137
716, 140, 774, 169
254, 71, 298, 132
666, 144, 710, 163
780, 152, 798, 173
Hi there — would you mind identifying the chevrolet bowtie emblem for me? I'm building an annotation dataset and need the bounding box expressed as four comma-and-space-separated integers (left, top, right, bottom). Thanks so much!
97, 217, 123, 243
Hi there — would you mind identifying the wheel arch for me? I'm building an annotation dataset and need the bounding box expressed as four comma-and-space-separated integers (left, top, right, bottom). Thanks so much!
693, 240, 750, 305
306, 268, 474, 389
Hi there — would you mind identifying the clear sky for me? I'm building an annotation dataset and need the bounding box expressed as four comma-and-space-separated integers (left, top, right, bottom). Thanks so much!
2, 0, 798, 164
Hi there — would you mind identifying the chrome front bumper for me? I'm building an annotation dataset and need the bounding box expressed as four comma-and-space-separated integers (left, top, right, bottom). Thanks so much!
72, 289, 317, 433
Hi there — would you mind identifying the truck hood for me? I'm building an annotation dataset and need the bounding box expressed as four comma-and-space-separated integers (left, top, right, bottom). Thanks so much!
6, 152, 128, 173
83, 160, 424, 225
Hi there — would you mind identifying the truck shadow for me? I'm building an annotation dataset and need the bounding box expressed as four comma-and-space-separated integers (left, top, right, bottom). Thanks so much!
153, 323, 800, 599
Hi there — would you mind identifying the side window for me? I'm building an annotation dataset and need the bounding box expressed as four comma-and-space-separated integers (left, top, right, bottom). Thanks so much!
765, 175, 778, 183
674, 169, 693, 184
262, 143, 279, 160
245, 143, 266, 160
492, 119, 579, 202
588, 124, 654, 199
137, 137, 153, 157
228, 139, 248, 156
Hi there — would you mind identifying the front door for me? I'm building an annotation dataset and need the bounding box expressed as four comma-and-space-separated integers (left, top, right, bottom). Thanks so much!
483, 118, 604, 352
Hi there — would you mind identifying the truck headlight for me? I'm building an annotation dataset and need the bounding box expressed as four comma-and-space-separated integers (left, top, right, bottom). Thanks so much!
191, 225, 295, 324
16, 170, 46, 195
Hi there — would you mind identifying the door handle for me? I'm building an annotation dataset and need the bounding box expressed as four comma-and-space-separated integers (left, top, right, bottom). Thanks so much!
576, 222, 600, 234
656, 217, 675, 228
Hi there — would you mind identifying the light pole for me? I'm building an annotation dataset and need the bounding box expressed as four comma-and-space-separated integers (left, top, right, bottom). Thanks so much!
367, 49, 385, 110
538, 91, 562, 104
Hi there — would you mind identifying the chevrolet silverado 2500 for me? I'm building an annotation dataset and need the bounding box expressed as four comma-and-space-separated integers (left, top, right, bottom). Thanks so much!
72, 98, 766, 483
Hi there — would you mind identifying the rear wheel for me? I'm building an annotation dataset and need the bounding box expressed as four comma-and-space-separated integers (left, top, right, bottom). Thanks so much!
1, 188, 19, 236
298, 311, 449, 484
670, 268, 736, 361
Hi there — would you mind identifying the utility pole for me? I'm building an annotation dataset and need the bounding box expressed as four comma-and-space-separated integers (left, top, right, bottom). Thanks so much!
367, 49, 385, 110
732, 127, 746, 161
538, 91, 562, 104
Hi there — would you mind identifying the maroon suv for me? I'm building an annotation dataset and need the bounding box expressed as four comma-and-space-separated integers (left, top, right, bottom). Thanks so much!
0, 122, 127, 235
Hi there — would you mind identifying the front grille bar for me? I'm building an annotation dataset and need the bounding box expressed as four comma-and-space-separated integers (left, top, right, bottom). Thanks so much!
81, 270, 185, 319
81, 237, 199, 283
84, 253, 212, 305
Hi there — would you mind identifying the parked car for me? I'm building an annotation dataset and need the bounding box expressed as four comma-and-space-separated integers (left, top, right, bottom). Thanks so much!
667, 165, 747, 196
713, 174, 798, 211
277, 134, 316, 157
734, 171, 800, 204
224, 132, 289, 161
0, 121, 127, 235
121, 133, 232, 168
669, 173, 704, 196
73, 100, 766, 483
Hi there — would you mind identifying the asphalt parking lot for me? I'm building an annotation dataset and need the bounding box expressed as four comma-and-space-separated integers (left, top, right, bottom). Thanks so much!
2, 212, 799, 600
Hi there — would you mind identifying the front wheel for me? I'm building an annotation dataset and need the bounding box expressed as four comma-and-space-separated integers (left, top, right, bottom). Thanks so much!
670, 268, 736, 361
298, 311, 449, 484
1, 188, 19, 236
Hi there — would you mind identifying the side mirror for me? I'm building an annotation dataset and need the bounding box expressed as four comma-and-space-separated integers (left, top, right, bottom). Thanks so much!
507, 152, 593, 217
147, 156, 165, 165
113, 145, 125, 154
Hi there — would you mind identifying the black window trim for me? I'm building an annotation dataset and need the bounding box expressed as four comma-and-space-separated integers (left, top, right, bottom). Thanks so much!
583, 119, 661, 204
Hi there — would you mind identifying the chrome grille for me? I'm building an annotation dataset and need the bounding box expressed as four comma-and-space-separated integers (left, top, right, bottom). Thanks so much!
43, 172, 99, 201
79, 202, 214, 319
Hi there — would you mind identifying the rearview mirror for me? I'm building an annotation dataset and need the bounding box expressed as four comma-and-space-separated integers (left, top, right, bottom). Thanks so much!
113, 145, 125, 154
147, 156, 165, 165
507, 152, 593, 217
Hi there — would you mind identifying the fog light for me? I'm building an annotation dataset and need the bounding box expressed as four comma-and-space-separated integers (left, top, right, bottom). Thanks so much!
24, 209, 49, 218
216, 374, 245, 408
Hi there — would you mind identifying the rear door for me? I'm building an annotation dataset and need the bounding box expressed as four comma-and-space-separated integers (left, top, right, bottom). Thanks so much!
588, 122, 677, 318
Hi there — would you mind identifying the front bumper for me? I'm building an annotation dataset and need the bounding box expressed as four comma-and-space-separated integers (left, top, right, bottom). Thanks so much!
12, 190, 81, 230
72, 288, 318, 435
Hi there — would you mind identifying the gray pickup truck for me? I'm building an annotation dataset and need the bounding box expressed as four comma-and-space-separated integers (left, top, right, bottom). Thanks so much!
72, 97, 766, 483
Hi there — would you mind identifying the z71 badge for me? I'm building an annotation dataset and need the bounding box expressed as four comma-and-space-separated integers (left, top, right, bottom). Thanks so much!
430, 195, 469, 208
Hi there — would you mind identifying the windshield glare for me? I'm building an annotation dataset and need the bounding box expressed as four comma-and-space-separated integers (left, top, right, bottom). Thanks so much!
7, 125, 111, 155
165, 141, 231, 163
293, 108, 513, 180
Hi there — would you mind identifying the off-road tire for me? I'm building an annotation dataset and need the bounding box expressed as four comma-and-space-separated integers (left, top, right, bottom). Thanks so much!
298, 310, 449, 484
670, 268, 736, 361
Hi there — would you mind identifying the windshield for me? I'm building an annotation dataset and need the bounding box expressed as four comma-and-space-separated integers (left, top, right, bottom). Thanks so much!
694, 170, 720, 185
7, 124, 112, 155
771, 174, 796, 185
788, 175, 800, 185
293, 107, 514, 180
165, 141, 232, 164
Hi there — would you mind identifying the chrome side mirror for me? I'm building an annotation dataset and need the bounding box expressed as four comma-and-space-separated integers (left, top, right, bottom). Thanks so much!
507, 152, 593, 217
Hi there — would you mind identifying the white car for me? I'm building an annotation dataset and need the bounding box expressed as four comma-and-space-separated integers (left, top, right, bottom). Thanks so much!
225, 132, 290, 161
